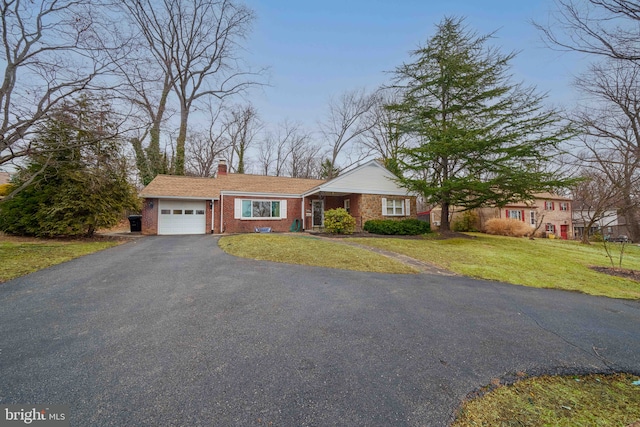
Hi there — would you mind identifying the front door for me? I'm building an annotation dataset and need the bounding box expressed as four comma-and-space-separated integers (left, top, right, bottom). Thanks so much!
560, 224, 568, 240
312, 200, 324, 227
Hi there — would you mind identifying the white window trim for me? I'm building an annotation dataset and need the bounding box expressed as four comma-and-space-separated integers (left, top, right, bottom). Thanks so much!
234, 199, 287, 220
382, 197, 406, 216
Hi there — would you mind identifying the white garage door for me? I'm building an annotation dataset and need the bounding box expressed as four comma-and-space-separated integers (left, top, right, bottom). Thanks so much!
158, 200, 207, 235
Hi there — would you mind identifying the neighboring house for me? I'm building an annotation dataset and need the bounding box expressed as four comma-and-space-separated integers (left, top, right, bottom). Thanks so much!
0, 171, 10, 200
139, 160, 417, 235
572, 204, 629, 240
430, 192, 574, 239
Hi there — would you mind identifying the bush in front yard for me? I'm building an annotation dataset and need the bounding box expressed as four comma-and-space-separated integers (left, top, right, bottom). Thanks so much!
364, 218, 430, 235
484, 218, 532, 237
0, 183, 12, 197
323, 208, 356, 234
452, 210, 479, 232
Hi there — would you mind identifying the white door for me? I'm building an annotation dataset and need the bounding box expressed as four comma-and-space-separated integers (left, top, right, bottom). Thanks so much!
158, 200, 207, 235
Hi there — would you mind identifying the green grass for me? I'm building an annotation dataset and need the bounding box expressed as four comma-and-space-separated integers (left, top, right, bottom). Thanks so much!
0, 237, 121, 283
347, 234, 640, 299
453, 373, 640, 426
218, 234, 418, 274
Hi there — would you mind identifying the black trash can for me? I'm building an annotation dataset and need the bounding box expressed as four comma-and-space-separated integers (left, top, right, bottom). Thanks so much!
128, 215, 142, 232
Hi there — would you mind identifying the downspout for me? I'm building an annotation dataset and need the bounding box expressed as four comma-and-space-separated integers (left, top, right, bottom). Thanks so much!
220, 194, 224, 234
301, 198, 305, 230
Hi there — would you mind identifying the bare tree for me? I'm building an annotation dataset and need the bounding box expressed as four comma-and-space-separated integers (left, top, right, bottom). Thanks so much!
257, 120, 317, 176
224, 104, 260, 174
186, 103, 230, 176
319, 88, 377, 178
116, 3, 177, 184
571, 169, 622, 243
122, 0, 258, 176
360, 89, 413, 173
536, 0, 640, 62
571, 59, 640, 241
0, 0, 121, 169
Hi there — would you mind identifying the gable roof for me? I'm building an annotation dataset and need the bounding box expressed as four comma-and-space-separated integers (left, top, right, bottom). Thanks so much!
140, 173, 325, 199
303, 160, 409, 196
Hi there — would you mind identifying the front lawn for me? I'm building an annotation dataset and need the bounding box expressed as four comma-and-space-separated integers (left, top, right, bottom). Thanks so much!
218, 234, 418, 274
453, 373, 640, 426
347, 234, 640, 299
0, 236, 121, 283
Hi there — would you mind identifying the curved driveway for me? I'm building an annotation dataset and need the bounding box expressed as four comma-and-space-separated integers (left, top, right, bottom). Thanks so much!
1, 235, 639, 426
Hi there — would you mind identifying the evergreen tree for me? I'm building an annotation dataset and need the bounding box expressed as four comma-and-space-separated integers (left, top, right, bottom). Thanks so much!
0, 96, 141, 237
389, 17, 574, 231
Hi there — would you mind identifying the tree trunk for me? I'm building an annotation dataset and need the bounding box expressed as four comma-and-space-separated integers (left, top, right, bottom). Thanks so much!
175, 107, 190, 175
440, 201, 451, 232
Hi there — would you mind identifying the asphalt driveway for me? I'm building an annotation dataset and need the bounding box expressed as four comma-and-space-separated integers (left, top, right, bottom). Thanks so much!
1, 235, 639, 426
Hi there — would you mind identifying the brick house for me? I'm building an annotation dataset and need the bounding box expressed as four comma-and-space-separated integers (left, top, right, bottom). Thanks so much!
430, 193, 573, 239
139, 160, 417, 235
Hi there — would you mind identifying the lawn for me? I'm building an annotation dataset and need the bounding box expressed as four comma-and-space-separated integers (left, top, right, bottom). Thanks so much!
0, 236, 121, 283
347, 234, 640, 300
453, 373, 640, 426
218, 234, 417, 274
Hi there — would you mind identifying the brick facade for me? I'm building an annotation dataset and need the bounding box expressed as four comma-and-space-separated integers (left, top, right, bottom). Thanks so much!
141, 198, 158, 235
360, 194, 418, 224
218, 196, 304, 233
431, 196, 573, 239
302, 194, 416, 231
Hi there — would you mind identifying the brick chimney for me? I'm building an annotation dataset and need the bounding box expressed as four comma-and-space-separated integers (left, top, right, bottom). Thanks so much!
217, 159, 227, 176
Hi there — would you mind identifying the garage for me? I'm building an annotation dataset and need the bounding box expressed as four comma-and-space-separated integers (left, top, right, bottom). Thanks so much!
158, 199, 207, 235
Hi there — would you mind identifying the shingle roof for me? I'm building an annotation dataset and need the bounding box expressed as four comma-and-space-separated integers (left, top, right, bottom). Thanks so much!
140, 173, 325, 199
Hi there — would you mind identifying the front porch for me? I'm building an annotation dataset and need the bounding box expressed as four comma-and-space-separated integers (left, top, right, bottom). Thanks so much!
303, 193, 364, 232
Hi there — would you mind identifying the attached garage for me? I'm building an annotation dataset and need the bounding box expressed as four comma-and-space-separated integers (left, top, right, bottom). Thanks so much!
158, 199, 207, 235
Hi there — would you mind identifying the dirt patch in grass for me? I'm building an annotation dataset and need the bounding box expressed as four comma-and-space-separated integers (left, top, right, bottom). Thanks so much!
590, 266, 640, 282
453, 372, 640, 427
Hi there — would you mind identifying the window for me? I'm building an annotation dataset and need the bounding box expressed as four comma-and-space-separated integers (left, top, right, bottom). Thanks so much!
506, 209, 522, 221
195, 210, 205, 215
344, 199, 350, 213
161, 209, 170, 215
173, 209, 182, 215
546, 223, 555, 233
530, 211, 536, 226
544, 201, 554, 211
241, 200, 281, 219
559, 202, 569, 211
184, 210, 194, 215
385, 199, 404, 216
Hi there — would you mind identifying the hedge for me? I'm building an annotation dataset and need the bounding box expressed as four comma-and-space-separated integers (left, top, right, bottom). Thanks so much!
363, 218, 431, 235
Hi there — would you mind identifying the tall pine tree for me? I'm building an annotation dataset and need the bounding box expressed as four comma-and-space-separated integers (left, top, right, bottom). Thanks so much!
0, 96, 140, 237
389, 17, 574, 231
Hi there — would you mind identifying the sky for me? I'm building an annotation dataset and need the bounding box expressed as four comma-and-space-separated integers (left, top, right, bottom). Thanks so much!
240, 0, 589, 129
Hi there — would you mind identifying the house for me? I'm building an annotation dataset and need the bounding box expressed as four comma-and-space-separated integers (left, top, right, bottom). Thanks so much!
572, 204, 629, 240
139, 160, 417, 235
0, 171, 10, 200
430, 193, 574, 239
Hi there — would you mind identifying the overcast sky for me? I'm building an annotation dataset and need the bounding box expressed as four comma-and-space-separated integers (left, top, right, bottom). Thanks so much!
241, 0, 589, 129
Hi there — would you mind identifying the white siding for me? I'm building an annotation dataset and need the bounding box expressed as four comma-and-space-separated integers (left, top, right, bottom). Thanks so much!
319, 161, 407, 195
